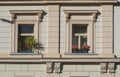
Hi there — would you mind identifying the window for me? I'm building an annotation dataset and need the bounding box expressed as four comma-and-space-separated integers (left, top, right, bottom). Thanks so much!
64, 10, 97, 54
10, 10, 43, 53
18, 24, 34, 53
72, 24, 89, 53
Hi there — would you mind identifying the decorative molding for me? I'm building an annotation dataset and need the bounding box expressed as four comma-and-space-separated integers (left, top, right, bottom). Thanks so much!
64, 12, 70, 22
54, 63, 61, 73
101, 63, 107, 73
0, 56, 119, 63
63, 10, 98, 22
108, 63, 115, 73
46, 62, 53, 73
9, 10, 44, 22
11, 13, 15, 23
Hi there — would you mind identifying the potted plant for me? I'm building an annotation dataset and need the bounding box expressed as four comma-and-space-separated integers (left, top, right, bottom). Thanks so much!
24, 36, 37, 52
72, 44, 78, 53
82, 43, 90, 53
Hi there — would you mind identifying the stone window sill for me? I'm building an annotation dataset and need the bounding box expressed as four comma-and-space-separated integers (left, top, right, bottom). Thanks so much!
10, 52, 42, 55
65, 52, 97, 55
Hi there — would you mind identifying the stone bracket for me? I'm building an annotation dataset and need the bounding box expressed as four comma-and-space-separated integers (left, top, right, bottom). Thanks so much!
46, 62, 61, 73
54, 63, 61, 73
108, 63, 115, 73
46, 62, 53, 73
101, 63, 107, 73
101, 63, 115, 74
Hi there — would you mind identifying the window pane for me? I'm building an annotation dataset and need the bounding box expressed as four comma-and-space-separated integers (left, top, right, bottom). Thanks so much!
18, 36, 34, 53
72, 24, 87, 33
72, 24, 88, 53
18, 24, 34, 33
80, 36, 87, 49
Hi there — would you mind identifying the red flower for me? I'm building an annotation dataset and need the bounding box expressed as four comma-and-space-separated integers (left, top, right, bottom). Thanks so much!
82, 44, 90, 50
72, 44, 78, 49
23, 45, 28, 49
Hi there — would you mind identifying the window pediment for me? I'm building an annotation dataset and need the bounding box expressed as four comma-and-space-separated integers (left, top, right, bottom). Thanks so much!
64, 10, 98, 22
10, 10, 44, 22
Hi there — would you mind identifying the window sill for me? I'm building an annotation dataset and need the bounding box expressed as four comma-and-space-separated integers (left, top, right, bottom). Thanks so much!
65, 52, 97, 55
61, 52, 99, 58
10, 52, 42, 55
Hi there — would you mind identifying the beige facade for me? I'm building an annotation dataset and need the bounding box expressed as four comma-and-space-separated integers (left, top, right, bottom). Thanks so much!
0, 0, 120, 77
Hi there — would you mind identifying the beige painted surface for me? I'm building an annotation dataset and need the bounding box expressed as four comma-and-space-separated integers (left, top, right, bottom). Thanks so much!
47, 5, 59, 55
101, 5, 114, 57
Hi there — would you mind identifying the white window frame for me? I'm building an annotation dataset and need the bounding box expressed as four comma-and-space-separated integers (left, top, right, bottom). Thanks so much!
16, 21, 37, 52
70, 21, 92, 53
64, 10, 97, 53
10, 10, 43, 53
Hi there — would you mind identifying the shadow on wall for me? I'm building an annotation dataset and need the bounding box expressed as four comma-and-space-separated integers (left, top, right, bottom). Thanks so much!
0, 18, 12, 23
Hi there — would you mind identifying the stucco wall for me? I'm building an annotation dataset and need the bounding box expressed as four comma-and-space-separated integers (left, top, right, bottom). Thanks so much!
0, 63, 101, 77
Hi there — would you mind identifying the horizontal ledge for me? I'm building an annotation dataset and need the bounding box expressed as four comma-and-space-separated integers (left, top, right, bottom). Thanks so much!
0, 0, 117, 5
0, 57, 119, 63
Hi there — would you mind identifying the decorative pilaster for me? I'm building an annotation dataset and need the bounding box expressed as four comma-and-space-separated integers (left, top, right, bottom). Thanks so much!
46, 62, 53, 73
46, 5, 60, 58
101, 5, 114, 57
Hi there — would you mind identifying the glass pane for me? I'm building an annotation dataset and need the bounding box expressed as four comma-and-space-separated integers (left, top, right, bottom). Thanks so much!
80, 36, 87, 48
72, 24, 88, 53
18, 24, 34, 33
18, 36, 34, 53
72, 24, 87, 34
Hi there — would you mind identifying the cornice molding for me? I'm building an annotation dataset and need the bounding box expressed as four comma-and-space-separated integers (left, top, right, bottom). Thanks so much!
63, 10, 98, 22
9, 10, 44, 22
0, 58, 119, 63
0, 0, 117, 5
